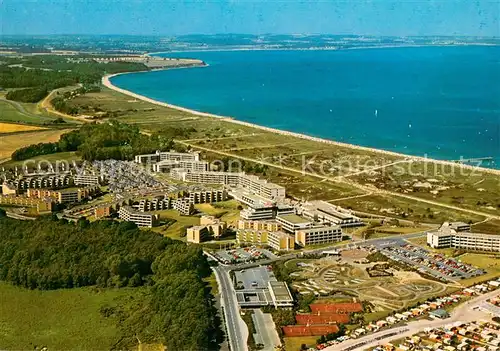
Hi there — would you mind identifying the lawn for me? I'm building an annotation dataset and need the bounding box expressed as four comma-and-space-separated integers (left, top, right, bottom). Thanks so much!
0, 100, 56, 125
284, 336, 318, 351
458, 252, 500, 286
0, 282, 135, 350
151, 209, 200, 239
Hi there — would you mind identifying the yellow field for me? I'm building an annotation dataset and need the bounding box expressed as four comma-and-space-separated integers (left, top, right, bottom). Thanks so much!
0, 122, 46, 133
0, 129, 71, 159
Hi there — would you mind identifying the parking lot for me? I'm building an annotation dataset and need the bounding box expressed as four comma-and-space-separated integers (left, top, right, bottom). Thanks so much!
382, 243, 484, 281
214, 247, 274, 264
234, 266, 276, 290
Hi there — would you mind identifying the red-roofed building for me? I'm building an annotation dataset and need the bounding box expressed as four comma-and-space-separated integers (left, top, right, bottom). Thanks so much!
296, 313, 350, 325
283, 325, 340, 337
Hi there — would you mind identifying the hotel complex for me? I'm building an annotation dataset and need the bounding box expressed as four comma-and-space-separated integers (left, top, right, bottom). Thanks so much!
427, 227, 500, 252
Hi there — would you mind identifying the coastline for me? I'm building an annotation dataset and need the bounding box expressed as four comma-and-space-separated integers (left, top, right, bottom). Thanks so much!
146, 43, 499, 56
102, 67, 500, 176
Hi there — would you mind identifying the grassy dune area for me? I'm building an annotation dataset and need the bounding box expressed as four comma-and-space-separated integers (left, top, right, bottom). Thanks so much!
0, 282, 132, 350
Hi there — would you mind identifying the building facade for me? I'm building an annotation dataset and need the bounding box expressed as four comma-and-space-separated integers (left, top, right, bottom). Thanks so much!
119, 206, 159, 227
295, 225, 343, 247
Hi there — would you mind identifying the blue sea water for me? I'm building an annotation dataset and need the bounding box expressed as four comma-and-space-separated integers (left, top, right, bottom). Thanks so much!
111, 46, 500, 168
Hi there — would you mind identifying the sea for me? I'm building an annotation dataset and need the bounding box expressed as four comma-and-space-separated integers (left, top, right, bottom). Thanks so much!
110, 46, 500, 169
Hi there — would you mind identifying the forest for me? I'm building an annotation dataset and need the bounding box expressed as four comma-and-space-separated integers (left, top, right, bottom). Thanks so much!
0, 55, 147, 102
11, 120, 176, 161
0, 213, 221, 350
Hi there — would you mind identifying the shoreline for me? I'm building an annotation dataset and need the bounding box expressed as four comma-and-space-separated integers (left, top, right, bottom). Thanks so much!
102, 65, 500, 176
146, 42, 499, 56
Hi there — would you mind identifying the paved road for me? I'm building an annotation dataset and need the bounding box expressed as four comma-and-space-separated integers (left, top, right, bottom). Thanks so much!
213, 266, 249, 351
329, 289, 500, 351
252, 309, 281, 351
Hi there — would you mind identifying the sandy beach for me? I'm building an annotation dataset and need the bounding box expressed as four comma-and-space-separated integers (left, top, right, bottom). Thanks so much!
102, 69, 500, 176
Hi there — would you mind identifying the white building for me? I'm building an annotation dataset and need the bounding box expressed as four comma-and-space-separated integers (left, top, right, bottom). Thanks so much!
152, 160, 209, 173
134, 150, 200, 164
119, 206, 159, 227
427, 228, 500, 252
297, 200, 362, 227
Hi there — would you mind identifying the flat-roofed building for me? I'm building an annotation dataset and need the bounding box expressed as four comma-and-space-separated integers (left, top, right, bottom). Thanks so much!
200, 215, 227, 238
119, 206, 159, 227
240, 206, 276, 221
236, 229, 269, 246
27, 186, 98, 204
0, 195, 53, 213
173, 198, 194, 215
188, 189, 227, 204
427, 228, 500, 252
298, 200, 362, 227
452, 232, 500, 252
268, 281, 294, 308
186, 226, 209, 243
268, 231, 295, 251
295, 225, 343, 247
237, 219, 281, 232
427, 230, 453, 249
441, 221, 471, 232
152, 159, 209, 173
95, 205, 112, 219
134, 150, 200, 164
276, 214, 313, 233
74, 174, 103, 186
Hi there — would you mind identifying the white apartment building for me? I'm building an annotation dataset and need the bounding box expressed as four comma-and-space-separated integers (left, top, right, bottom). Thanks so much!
169, 169, 286, 201
152, 160, 209, 173
74, 174, 103, 186
297, 200, 362, 227
295, 225, 343, 247
119, 206, 159, 227
427, 231, 453, 249
134, 151, 200, 164
427, 229, 500, 252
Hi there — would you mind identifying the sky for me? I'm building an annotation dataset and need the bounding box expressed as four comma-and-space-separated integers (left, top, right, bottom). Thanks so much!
0, 0, 498, 37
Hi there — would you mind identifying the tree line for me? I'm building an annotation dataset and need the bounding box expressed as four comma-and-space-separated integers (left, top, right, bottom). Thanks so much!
11, 121, 177, 161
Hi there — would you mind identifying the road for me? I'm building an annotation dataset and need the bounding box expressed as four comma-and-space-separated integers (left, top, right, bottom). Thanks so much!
213, 266, 249, 351
252, 309, 281, 351
330, 289, 500, 351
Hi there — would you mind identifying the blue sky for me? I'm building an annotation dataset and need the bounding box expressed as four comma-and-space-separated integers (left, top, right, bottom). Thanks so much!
1, 0, 498, 36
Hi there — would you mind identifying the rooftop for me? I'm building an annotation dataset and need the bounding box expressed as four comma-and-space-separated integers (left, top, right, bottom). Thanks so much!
277, 213, 311, 225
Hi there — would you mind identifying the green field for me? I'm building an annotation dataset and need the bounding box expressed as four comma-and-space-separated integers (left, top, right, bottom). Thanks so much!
0, 282, 136, 350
